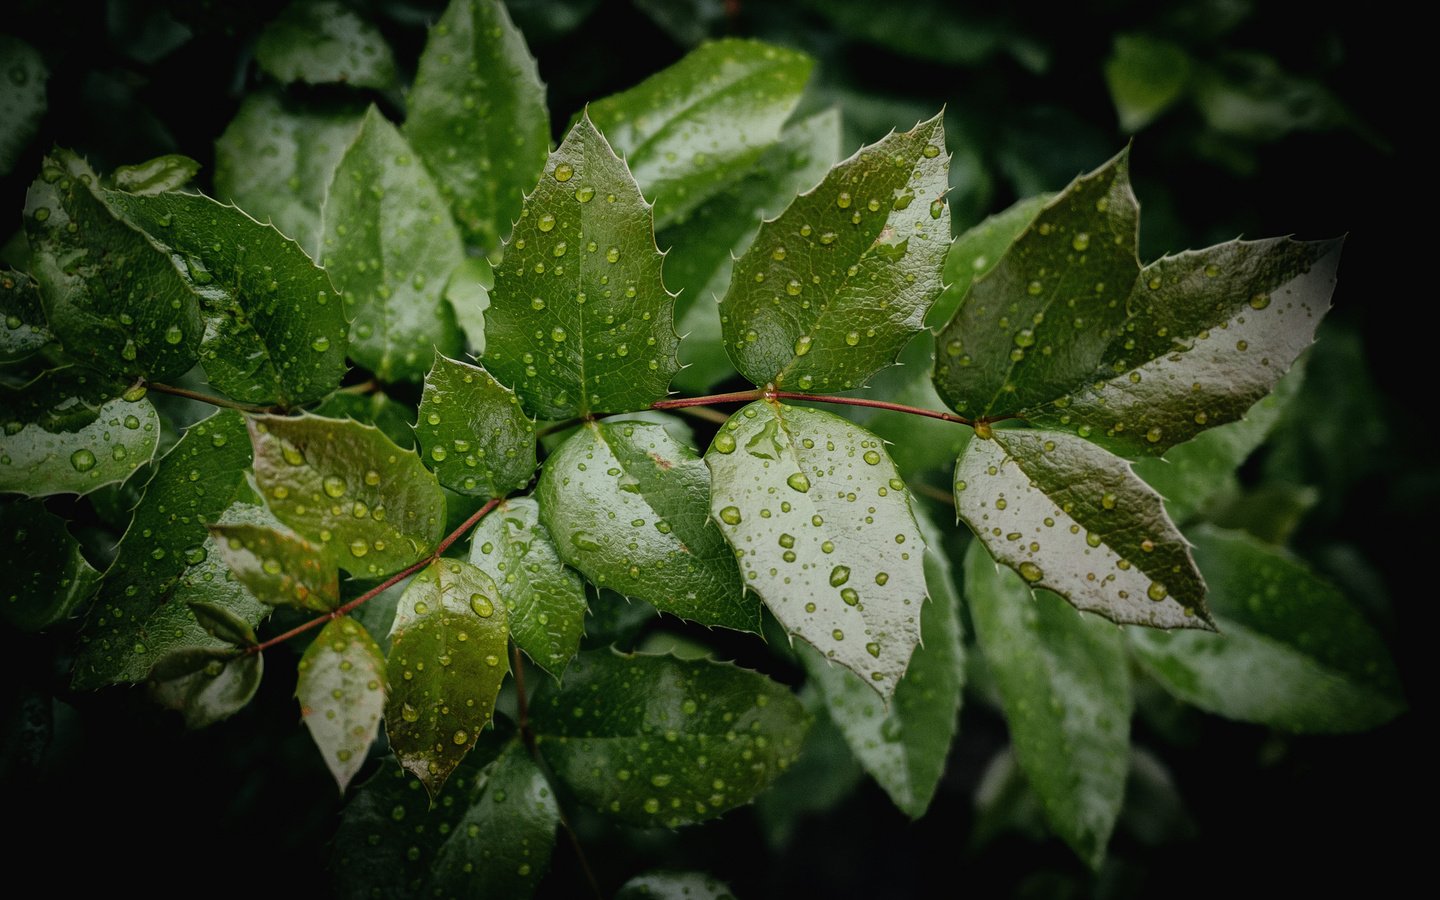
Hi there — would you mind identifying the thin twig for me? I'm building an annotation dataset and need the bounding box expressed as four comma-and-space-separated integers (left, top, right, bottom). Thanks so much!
770, 391, 974, 426
911, 481, 957, 506
144, 380, 279, 415
670, 405, 731, 426
651, 389, 762, 410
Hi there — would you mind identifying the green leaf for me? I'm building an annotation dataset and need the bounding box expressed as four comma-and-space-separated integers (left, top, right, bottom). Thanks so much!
209, 520, 338, 612
255, 0, 397, 89
469, 497, 586, 676
0, 269, 50, 362
0, 499, 101, 632
588, 39, 813, 229
0, 368, 160, 496
538, 420, 755, 632
416, 353, 536, 498
1104, 35, 1194, 133
1128, 527, 1405, 733
147, 647, 263, 729
797, 0, 1043, 69
445, 256, 493, 355
955, 428, 1212, 630
0, 36, 47, 177
72, 411, 263, 688
321, 107, 464, 383
313, 390, 417, 449
532, 649, 809, 826
618, 871, 737, 899
248, 413, 446, 579
111, 155, 200, 195
964, 541, 1133, 869
706, 402, 927, 695
934, 150, 1138, 419
214, 91, 365, 255
385, 559, 510, 797
298, 616, 387, 792
104, 189, 350, 406
753, 688, 865, 849
720, 113, 950, 392
1025, 238, 1341, 456
799, 507, 963, 817
933, 192, 1051, 328
404, 0, 550, 254
187, 601, 258, 646
631, 0, 726, 47
1194, 53, 1353, 143
25, 150, 201, 381
484, 114, 680, 419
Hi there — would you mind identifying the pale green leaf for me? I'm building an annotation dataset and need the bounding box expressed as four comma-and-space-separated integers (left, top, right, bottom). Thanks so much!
538, 420, 755, 632
255, 0, 397, 89
0, 499, 101, 632
0, 36, 47, 176
0, 269, 50, 362
298, 616, 387, 792
532, 649, 809, 826
209, 521, 338, 612
445, 256, 492, 354
111, 155, 200, 195
618, 871, 736, 899
416, 353, 536, 498
484, 114, 679, 418
313, 390, 417, 449
933, 192, 1051, 327
1105, 34, 1194, 133
705, 402, 927, 696
721, 113, 950, 392
147, 647, 263, 729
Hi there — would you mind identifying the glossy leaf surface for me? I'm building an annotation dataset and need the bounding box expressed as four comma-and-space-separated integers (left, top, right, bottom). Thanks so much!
297, 616, 387, 792
0, 500, 100, 632
415, 353, 536, 498
255, 0, 397, 89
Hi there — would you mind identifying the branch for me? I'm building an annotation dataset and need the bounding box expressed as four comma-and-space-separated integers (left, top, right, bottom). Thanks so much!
143, 380, 280, 415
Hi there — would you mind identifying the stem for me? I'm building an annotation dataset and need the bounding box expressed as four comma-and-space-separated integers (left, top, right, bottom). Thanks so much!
911, 481, 957, 506
671, 405, 731, 426
337, 378, 380, 395
144, 380, 279, 415
770, 391, 973, 426
651, 389, 762, 410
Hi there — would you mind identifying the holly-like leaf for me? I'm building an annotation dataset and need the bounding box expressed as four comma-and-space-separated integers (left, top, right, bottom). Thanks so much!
249, 414, 446, 579
531, 649, 809, 827
706, 402, 927, 696
385, 559, 510, 797
0, 500, 101, 632
187, 601, 258, 646
209, 521, 338, 612
313, 390, 417, 449
416, 353, 536, 498
214, 91, 365, 255
0, 36, 47, 177
105, 189, 350, 406
1128, 527, 1405, 733
469, 497, 586, 676
147, 647, 263, 729
404, 0, 550, 254
753, 688, 865, 849
617, 871, 737, 900
111, 155, 200, 195
720, 113, 950, 392
1105, 34, 1194, 133
484, 114, 679, 419
588, 39, 813, 229
964, 542, 1133, 869
321, 107, 464, 383
0, 368, 159, 497
255, 0, 397, 89
25, 150, 201, 381
933, 192, 1051, 327
298, 616, 387, 792
0, 269, 50, 362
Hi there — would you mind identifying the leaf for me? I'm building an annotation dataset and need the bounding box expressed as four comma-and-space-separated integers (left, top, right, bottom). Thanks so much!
313, 390, 418, 450
0, 36, 47, 177
187, 601, 258, 646
1025, 238, 1341, 456
72, 411, 264, 688
933, 192, 1051, 328
705, 402, 927, 695
0, 368, 160, 497
799, 507, 964, 818
0, 269, 50, 362
484, 114, 680, 419
955, 428, 1212, 630
147, 647, 263, 729
404, 0, 550, 254
720, 113, 950, 392
617, 871, 737, 899
797, 0, 1043, 69
255, 0, 397, 89
445, 256, 492, 354
25, 150, 201, 381
298, 616, 387, 792
588, 39, 813, 229
531, 649, 808, 826
110, 154, 200, 195
1127, 527, 1405, 733
1104, 35, 1194, 133
248, 413, 446, 579
631, 0, 727, 47
538, 420, 755, 632
214, 91, 365, 255
964, 541, 1133, 869
934, 150, 1138, 420
105, 189, 350, 406
469, 497, 586, 676
384, 559, 510, 797
0, 499, 101, 632
752, 688, 865, 849
416, 353, 536, 498
209, 521, 338, 612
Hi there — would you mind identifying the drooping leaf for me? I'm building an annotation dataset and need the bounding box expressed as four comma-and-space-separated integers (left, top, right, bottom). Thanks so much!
955, 428, 1211, 629
255, 0, 397, 89
588, 38, 813, 228
799, 507, 963, 818
214, 91, 365, 254
1128, 527, 1405, 733
147, 647, 263, 729
0, 499, 101, 632
538, 420, 755, 632
248, 413, 446, 579
385, 559, 509, 797
313, 390, 417, 449
720, 113, 950, 392
0, 36, 47, 176
484, 114, 680, 419
186, 600, 258, 646
110, 154, 200, 195
798, 0, 1043, 68
933, 192, 1051, 327
105, 189, 350, 406
1104, 35, 1194, 133
0, 269, 50, 362
0, 368, 160, 496
1194, 52, 1353, 143
297, 616, 387, 792
503, 0, 600, 39
416, 353, 536, 498
321, 107, 464, 383
531, 649, 809, 827
25, 150, 200, 381
209, 520, 338, 612
617, 871, 737, 899
706, 402, 927, 695
964, 541, 1133, 869
469, 497, 586, 676
404, 0, 550, 254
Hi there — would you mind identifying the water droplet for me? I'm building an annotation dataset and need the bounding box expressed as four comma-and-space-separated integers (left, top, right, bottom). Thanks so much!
537, 213, 556, 232
553, 163, 574, 182
470, 593, 494, 617
786, 472, 811, 493
164, 325, 184, 345
865, 642, 881, 658
1101, 492, 1117, 510
323, 475, 347, 498
1147, 582, 1168, 602
719, 506, 742, 525
1013, 329, 1035, 348
1071, 232, 1090, 251
840, 588, 859, 606
452, 729, 469, 745
836, 192, 852, 209
1018, 561, 1044, 582
605, 246, 620, 263
713, 433, 736, 454
1249, 293, 1271, 310
862, 450, 880, 465
829, 566, 851, 587
575, 185, 595, 202
929, 199, 945, 219
69, 449, 96, 472
794, 335, 812, 357
311, 335, 331, 352
431, 446, 448, 462
922, 144, 941, 158
1146, 426, 1163, 443
551, 326, 567, 342
349, 539, 369, 558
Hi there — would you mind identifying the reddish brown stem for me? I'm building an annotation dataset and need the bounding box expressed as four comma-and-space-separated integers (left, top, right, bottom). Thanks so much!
144, 380, 279, 415
770, 391, 974, 426
651, 389, 763, 409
